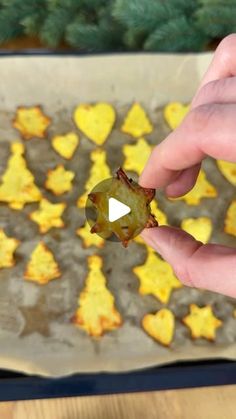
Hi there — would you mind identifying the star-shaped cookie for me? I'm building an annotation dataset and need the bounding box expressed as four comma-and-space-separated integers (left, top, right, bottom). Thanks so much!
122, 137, 152, 175
13, 106, 51, 140
183, 304, 222, 340
45, 165, 75, 195
133, 250, 182, 303
29, 198, 66, 233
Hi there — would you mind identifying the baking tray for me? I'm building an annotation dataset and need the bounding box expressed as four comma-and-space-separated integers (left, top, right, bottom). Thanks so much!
0, 50, 235, 400
0, 360, 236, 401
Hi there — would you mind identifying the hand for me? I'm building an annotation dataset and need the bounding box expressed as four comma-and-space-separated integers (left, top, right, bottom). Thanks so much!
140, 34, 236, 298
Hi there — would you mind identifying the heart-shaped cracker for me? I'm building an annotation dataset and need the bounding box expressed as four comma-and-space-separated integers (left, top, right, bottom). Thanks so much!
73, 103, 115, 145
52, 132, 79, 159
142, 309, 175, 346
164, 102, 190, 130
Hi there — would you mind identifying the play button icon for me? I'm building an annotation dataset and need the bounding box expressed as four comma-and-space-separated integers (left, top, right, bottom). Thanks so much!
108, 198, 131, 222
84, 170, 153, 244
84, 175, 134, 243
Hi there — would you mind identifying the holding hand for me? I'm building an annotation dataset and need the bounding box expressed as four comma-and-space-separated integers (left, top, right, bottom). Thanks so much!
140, 34, 236, 298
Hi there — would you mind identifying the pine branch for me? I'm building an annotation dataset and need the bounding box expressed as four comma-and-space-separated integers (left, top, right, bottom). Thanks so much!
144, 16, 207, 52
199, 0, 236, 5
0, 0, 47, 42
0, 9, 23, 42
40, 10, 73, 46
113, 0, 199, 32
196, 5, 236, 37
123, 28, 146, 50
66, 18, 124, 51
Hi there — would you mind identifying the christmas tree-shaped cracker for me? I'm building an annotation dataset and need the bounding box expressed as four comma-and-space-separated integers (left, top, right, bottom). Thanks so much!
72, 255, 122, 337
24, 242, 61, 285
0, 142, 42, 210
77, 149, 111, 208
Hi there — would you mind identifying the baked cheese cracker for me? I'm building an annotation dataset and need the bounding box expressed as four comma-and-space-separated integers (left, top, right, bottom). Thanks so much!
183, 304, 222, 340
224, 200, 236, 237
52, 132, 79, 159
24, 242, 61, 284
76, 221, 105, 249
181, 217, 213, 243
13, 106, 51, 140
142, 308, 175, 346
0, 229, 20, 268
171, 170, 217, 205
29, 198, 66, 233
77, 149, 111, 208
0, 142, 42, 210
164, 102, 190, 130
133, 250, 182, 303
217, 160, 236, 186
121, 103, 153, 138
73, 103, 115, 145
72, 255, 122, 337
45, 165, 75, 195
123, 137, 152, 175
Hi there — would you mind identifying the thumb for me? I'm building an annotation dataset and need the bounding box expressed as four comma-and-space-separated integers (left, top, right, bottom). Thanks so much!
141, 226, 236, 298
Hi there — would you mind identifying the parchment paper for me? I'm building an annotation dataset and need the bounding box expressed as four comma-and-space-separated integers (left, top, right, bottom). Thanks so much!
0, 53, 235, 377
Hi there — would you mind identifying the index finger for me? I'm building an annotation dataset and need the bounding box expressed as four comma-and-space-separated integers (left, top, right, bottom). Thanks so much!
140, 35, 236, 189
140, 102, 236, 188
194, 34, 236, 97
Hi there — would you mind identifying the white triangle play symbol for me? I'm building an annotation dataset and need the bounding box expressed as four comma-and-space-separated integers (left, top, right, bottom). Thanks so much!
108, 197, 131, 222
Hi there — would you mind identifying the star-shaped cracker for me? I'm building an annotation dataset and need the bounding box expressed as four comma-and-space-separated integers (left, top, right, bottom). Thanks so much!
183, 304, 222, 340
122, 137, 152, 175
77, 149, 111, 208
13, 106, 51, 140
45, 165, 75, 195
52, 132, 79, 159
181, 217, 213, 244
142, 308, 175, 346
224, 200, 236, 237
164, 102, 190, 130
72, 255, 122, 337
24, 242, 61, 285
121, 103, 153, 138
217, 160, 236, 186
29, 198, 66, 233
0, 229, 20, 268
76, 221, 105, 248
73, 102, 115, 145
171, 170, 217, 205
0, 142, 42, 210
133, 250, 182, 303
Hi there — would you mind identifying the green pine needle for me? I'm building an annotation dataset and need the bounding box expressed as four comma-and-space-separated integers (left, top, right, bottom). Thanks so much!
0, 0, 235, 52
196, 5, 236, 37
66, 20, 123, 51
113, 0, 183, 32
144, 16, 207, 52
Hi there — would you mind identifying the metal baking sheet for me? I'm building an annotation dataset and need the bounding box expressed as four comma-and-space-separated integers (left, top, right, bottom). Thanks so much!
0, 53, 235, 377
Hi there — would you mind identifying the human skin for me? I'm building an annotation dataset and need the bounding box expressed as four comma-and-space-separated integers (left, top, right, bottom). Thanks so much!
140, 34, 236, 298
